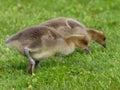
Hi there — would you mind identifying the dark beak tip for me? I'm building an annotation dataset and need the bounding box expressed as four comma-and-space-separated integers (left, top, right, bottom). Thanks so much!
84, 47, 91, 54
87, 50, 91, 54
103, 43, 107, 48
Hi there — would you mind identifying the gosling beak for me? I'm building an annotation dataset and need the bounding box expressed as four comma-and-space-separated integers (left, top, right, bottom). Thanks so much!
84, 47, 91, 54
102, 43, 106, 48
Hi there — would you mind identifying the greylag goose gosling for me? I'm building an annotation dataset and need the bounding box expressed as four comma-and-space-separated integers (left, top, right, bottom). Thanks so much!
5, 26, 90, 74
40, 17, 106, 48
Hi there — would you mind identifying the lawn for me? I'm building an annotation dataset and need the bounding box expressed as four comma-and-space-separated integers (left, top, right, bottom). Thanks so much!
0, 0, 120, 90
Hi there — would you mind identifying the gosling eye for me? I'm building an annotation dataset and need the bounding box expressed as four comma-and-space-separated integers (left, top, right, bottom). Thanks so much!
103, 37, 106, 41
82, 40, 88, 45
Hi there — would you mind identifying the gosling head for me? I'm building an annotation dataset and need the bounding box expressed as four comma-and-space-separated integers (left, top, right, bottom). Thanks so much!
94, 31, 106, 48
86, 29, 106, 48
67, 35, 91, 54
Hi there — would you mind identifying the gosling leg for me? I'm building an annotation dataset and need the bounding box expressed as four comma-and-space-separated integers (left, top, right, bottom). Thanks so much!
35, 61, 40, 68
24, 47, 35, 74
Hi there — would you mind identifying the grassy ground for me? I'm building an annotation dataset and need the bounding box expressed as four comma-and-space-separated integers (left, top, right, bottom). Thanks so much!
0, 0, 120, 90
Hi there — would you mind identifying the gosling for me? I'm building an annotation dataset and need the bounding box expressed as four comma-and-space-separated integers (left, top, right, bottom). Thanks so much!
5, 26, 90, 74
40, 17, 106, 48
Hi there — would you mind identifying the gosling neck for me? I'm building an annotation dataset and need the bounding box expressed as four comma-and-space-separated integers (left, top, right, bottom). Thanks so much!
62, 37, 75, 55
86, 28, 98, 41
66, 36, 75, 45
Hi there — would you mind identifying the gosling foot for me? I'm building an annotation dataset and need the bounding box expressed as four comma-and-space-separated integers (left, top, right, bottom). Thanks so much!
35, 61, 40, 68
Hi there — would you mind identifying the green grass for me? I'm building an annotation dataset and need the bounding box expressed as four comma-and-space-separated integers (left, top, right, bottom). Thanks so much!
0, 0, 120, 90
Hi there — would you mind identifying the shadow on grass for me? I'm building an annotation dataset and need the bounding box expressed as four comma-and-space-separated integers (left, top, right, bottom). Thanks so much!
4, 49, 88, 74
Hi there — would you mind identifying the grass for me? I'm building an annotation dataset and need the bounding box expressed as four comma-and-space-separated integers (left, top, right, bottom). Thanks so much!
0, 0, 120, 90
